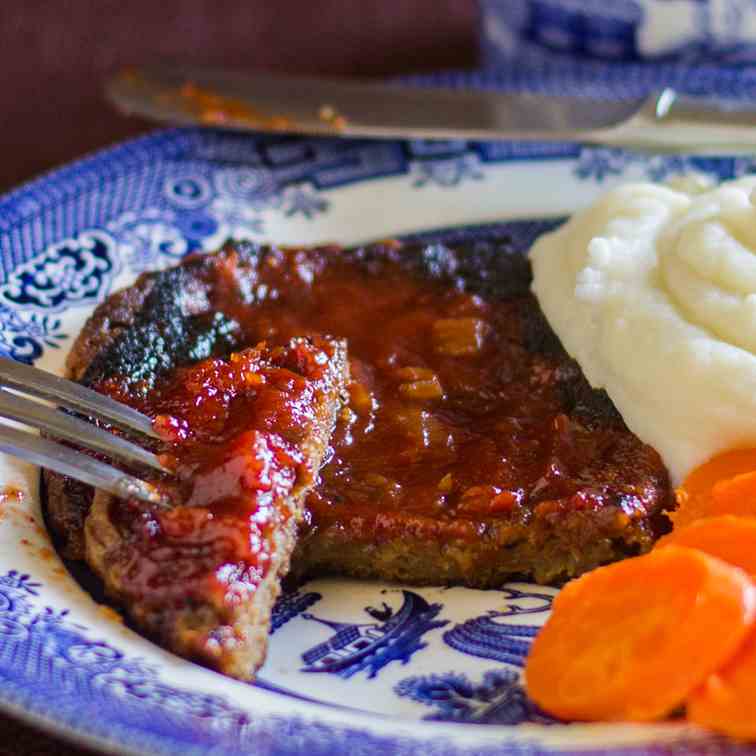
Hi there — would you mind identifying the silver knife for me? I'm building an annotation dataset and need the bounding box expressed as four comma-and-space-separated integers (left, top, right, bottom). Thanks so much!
107, 65, 756, 153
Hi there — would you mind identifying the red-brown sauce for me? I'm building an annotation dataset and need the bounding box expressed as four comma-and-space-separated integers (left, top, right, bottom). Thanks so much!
211, 246, 657, 540
253, 261, 551, 522
98, 340, 334, 606
177, 81, 293, 130
95, 242, 665, 605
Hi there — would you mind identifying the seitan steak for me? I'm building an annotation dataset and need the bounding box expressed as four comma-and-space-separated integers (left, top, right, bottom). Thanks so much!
46, 236, 674, 667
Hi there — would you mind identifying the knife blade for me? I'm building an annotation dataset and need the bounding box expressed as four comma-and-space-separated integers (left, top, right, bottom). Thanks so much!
106, 65, 756, 153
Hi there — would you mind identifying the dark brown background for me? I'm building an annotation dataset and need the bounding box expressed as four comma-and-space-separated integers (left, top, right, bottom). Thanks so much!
0, 1, 477, 753
2, 0, 478, 192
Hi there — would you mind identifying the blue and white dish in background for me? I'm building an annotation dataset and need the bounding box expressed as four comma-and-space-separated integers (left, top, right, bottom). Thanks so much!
0, 127, 755, 755
475, 0, 756, 102
481, 0, 756, 64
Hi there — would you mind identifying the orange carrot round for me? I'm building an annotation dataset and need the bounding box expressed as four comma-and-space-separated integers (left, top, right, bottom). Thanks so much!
655, 515, 756, 579
673, 448, 756, 529
710, 472, 756, 519
524, 546, 756, 722
688, 630, 756, 740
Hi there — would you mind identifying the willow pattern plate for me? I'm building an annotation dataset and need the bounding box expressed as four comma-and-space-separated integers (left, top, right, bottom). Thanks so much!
0, 128, 753, 755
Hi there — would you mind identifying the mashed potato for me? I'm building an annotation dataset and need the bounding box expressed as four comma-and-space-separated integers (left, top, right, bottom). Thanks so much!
530, 176, 756, 484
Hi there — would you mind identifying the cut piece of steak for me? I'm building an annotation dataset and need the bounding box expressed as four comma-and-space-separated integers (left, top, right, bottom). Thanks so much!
79, 337, 347, 679
47, 236, 674, 604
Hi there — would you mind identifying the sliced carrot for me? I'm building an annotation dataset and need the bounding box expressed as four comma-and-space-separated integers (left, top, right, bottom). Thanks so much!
688, 630, 756, 740
524, 546, 756, 722
672, 448, 756, 529
710, 471, 756, 519
655, 516, 756, 579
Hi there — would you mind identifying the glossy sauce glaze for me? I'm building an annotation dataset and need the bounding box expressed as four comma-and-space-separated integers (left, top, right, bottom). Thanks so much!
81, 238, 671, 595
96, 338, 337, 607
190, 241, 668, 545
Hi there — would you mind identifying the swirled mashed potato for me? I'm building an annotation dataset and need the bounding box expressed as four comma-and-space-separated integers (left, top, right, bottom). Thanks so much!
531, 176, 756, 484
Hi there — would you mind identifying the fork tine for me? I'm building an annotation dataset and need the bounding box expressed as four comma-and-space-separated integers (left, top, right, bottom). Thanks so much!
0, 389, 168, 473
0, 358, 159, 439
0, 423, 169, 505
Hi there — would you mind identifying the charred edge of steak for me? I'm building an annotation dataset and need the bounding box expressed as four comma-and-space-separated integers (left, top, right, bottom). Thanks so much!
82, 236, 534, 390
44, 473, 94, 560
520, 302, 623, 429
347, 237, 534, 301
82, 266, 241, 389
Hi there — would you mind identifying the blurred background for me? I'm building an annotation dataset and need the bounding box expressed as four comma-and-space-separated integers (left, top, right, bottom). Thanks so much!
1, 0, 477, 193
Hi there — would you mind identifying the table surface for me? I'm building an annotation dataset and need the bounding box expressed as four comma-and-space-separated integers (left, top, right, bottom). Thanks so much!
0, 1, 476, 753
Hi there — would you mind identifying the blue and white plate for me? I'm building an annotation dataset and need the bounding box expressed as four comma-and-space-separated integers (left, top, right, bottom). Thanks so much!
0, 129, 754, 755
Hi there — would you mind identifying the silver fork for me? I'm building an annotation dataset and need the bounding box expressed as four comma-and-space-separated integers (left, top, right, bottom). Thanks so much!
0, 358, 170, 504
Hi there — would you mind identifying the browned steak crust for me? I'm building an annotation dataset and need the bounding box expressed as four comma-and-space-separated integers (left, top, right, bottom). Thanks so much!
46, 236, 674, 596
